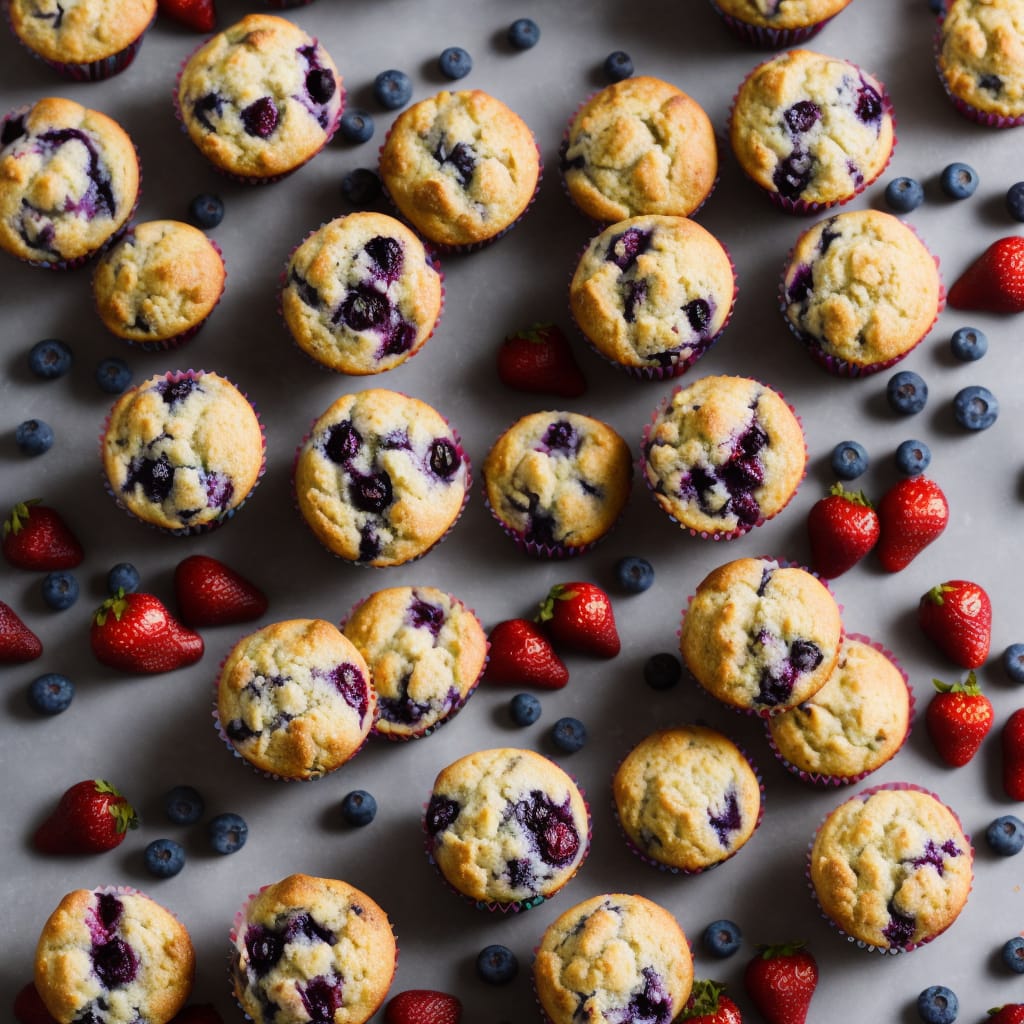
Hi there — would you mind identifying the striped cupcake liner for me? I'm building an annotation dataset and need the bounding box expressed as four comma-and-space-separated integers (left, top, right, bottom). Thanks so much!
706, 0, 845, 48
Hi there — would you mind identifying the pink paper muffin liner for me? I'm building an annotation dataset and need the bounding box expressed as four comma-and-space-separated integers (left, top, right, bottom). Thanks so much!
764, 632, 915, 787
707, 0, 841, 48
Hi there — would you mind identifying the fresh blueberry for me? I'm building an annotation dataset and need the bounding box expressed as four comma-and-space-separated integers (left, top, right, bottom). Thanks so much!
15, 419, 54, 456
884, 176, 924, 213
507, 17, 540, 49
208, 812, 248, 854
953, 385, 998, 430
342, 168, 382, 207
107, 562, 141, 595
987, 814, 1024, 855
164, 785, 205, 825
1004, 644, 1024, 684
476, 944, 518, 985
95, 357, 132, 394
27, 673, 75, 715
917, 986, 958, 1024
603, 50, 634, 82
550, 716, 587, 753
438, 46, 472, 80
886, 370, 928, 415
1007, 182, 1024, 222
940, 162, 978, 199
615, 556, 654, 594
1003, 936, 1024, 973
340, 790, 377, 827
338, 108, 374, 144
830, 440, 869, 480
644, 653, 682, 691
895, 439, 931, 476
41, 570, 79, 610
188, 193, 224, 230
373, 69, 412, 110
509, 692, 542, 727
28, 338, 72, 379
144, 838, 186, 879
702, 919, 742, 958
950, 326, 987, 362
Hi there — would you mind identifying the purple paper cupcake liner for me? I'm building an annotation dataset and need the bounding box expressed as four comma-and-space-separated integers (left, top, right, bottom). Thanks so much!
707, 0, 842, 48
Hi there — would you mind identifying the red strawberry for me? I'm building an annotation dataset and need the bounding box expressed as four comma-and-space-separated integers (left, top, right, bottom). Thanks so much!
537, 581, 620, 658
1002, 708, 1024, 800
33, 779, 138, 855
990, 1006, 1024, 1024
174, 554, 268, 627
925, 671, 994, 767
496, 322, 586, 398
384, 989, 462, 1024
0, 600, 43, 663
90, 592, 204, 674
2, 499, 83, 571
170, 1005, 224, 1024
876, 475, 949, 572
13, 982, 56, 1024
948, 236, 1024, 313
483, 618, 569, 689
157, 0, 216, 32
918, 579, 992, 669
743, 942, 818, 1024
805, 484, 879, 578
680, 980, 743, 1023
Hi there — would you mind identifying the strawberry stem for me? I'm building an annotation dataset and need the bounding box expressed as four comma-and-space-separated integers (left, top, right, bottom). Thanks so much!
932, 670, 981, 696
94, 591, 128, 626
754, 940, 807, 959
680, 980, 726, 1018
3, 498, 41, 538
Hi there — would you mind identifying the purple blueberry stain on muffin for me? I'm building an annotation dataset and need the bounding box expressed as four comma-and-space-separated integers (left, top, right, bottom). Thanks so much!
607, 966, 673, 1024
509, 790, 581, 867
540, 420, 580, 455
192, 92, 224, 132
295, 44, 337, 129
204, 471, 235, 510
245, 924, 285, 976
92, 937, 139, 988
882, 901, 916, 947
606, 226, 651, 271
300, 975, 344, 1023
425, 794, 460, 834
158, 377, 200, 406
707, 788, 743, 846
364, 235, 404, 283
241, 97, 279, 138
784, 100, 821, 135
316, 662, 369, 724
125, 453, 175, 504
323, 420, 362, 465
284, 912, 336, 946
379, 682, 459, 726
906, 837, 963, 875
428, 438, 461, 478
408, 594, 445, 636
432, 136, 476, 186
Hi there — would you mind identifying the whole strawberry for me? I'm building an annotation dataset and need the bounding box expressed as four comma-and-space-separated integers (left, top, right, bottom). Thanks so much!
33, 779, 138, 855
948, 236, 1024, 313
3, 499, 83, 571
1003, 708, 1024, 800
496, 322, 586, 398
537, 581, 620, 658
806, 484, 879, 578
384, 989, 462, 1024
483, 618, 569, 689
157, 0, 216, 32
990, 1006, 1024, 1024
91, 591, 204, 674
174, 554, 268, 628
926, 671, 994, 767
13, 982, 56, 1024
743, 942, 818, 1024
680, 980, 743, 1023
0, 599, 43, 663
876, 475, 949, 572
918, 579, 992, 669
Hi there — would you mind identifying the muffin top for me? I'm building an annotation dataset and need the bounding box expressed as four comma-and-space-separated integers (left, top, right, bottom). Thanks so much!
231, 874, 396, 1024
612, 725, 762, 872
101, 371, 264, 531
176, 13, 342, 179
680, 556, 843, 714
482, 411, 632, 552
294, 388, 468, 566
730, 49, 894, 206
0, 96, 140, 265
562, 76, 718, 221
533, 893, 693, 1024
643, 375, 806, 537
35, 888, 194, 1024
93, 220, 225, 343
342, 585, 488, 739
781, 210, 942, 367
570, 216, 735, 374
713, 0, 854, 29
7, 0, 156, 63
767, 637, 911, 781
938, 0, 1024, 119
809, 787, 973, 949
378, 89, 540, 247
424, 747, 590, 906
281, 211, 443, 374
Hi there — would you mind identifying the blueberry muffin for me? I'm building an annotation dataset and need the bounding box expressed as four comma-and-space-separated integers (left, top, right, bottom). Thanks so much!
342, 585, 487, 740
294, 389, 469, 567
101, 370, 264, 533
569, 215, 735, 379
561, 76, 718, 221
481, 411, 632, 557
176, 13, 343, 182
34, 887, 194, 1024
709, 0, 855, 48
216, 619, 375, 780
612, 725, 763, 873
0, 97, 140, 268
92, 219, 226, 348
729, 49, 895, 212
533, 893, 693, 1024
641, 375, 806, 539
780, 209, 942, 376
424, 747, 590, 910
809, 786, 973, 950
281, 212, 443, 374
231, 874, 396, 1024
680, 556, 843, 715
378, 89, 541, 249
